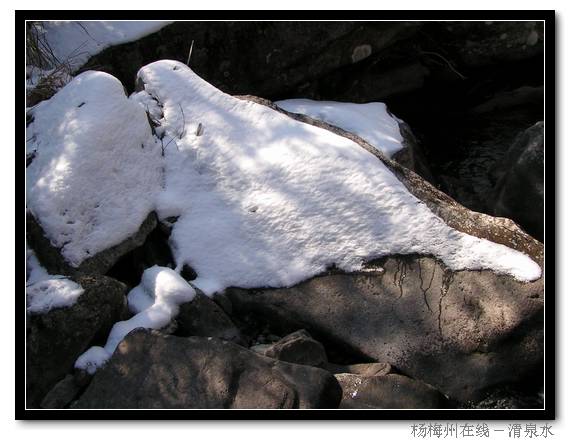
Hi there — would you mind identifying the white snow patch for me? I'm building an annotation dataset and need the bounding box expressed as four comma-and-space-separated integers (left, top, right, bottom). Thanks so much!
275, 98, 404, 158
26, 71, 162, 268
38, 21, 173, 70
132, 60, 540, 295
26, 247, 84, 314
75, 266, 196, 373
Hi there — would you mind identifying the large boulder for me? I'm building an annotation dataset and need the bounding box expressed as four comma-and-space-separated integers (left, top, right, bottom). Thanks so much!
26, 70, 162, 277
26, 274, 127, 408
74, 329, 342, 409
226, 254, 543, 403
242, 94, 544, 263
493, 122, 544, 240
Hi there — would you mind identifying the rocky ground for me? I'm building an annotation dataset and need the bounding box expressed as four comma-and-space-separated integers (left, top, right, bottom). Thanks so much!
25, 21, 545, 410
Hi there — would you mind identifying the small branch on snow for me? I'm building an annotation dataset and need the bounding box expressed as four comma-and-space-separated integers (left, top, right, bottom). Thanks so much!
186, 40, 194, 66
179, 104, 186, 139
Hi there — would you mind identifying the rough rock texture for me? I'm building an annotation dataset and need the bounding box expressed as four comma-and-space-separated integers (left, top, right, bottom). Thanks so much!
176, 290, 245, 345
74, 329, 342, 409
26, 275, 127, 408
336, 373, 448, 409
493, 122, 544, 240
27, 211, 158, 276
260, 329, 328, 368
39, 374, 83, 409
226, 254, 543, 403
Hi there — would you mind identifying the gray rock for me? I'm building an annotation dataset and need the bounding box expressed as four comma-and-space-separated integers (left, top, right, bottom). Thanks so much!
226, 255, 543, 403
493, 122, 544, 239
336, 373, 447, 409
26, 275, 127, 408
74, 329, 342, 409
261, 329, 328, 368
27, 211, 158, 276
176, 290, 245, 345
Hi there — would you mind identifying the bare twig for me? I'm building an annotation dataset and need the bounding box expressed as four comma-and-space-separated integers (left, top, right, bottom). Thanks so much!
179, 103, 186, 139
186, 40, 194, 66
419, 50, 467, 80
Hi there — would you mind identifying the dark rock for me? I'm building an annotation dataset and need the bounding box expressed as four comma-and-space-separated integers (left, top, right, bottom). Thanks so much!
336, 373, 448, 409
27, 211, 158, 277
82, 21, 421, 98
261, 329, 328, 368
392, 120, 435, 184
226, 254, 543, 403
180, 264, 197, 281
26, 275, 127, 408
106, 219, 176, 287
176, 290, 245, 345
326, 362, 394, 376
74, 329, 342, 409
493, 122, 544, 240
431, 21, 544, 68
39, 374, 82, 409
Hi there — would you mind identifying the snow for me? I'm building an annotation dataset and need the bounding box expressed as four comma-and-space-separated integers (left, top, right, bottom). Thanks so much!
132, 60, 541, 295
75, 266, 196, 373
275, 99, 404, 158
26, 247, 84, 314
36, 21, 173, 71
26, 71, 162, 268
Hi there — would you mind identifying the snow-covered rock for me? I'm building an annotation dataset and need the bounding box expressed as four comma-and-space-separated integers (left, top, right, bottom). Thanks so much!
134, 60, 540, 296
275, 99, 405, 158
26, 247, 84, 314
26, 71, 162, 273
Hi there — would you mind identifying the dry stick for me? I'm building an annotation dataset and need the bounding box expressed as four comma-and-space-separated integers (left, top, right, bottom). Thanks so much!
419, 50, 467, 80
179, 104, 186, 139
186, 40, 194, 66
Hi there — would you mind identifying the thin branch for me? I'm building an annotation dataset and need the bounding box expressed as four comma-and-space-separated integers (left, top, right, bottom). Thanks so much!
419, 50, 467, 80
186, 40, 194, 66
179, 104, 186, 139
